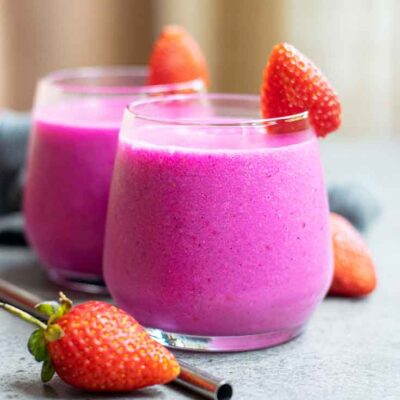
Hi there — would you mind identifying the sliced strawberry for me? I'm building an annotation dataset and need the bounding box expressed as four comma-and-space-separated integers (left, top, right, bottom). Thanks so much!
148, 25, 209, 87
261, 43, 341, 137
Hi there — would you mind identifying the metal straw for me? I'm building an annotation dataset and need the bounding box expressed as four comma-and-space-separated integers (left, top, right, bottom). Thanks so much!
0, 278, 233, 400
0, 278, 44, 320
175, 360, 233, 400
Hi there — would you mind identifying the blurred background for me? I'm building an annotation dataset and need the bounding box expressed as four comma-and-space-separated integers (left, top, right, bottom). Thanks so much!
0, 0, 397, 136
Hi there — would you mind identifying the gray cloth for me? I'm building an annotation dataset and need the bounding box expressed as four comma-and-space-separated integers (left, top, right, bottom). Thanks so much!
0, 110, 30, 246
328, 182, 382, 232
0, 110, 30, 214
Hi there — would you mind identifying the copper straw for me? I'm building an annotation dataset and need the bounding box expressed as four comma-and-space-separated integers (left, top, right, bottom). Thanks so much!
0, 278, 233, 400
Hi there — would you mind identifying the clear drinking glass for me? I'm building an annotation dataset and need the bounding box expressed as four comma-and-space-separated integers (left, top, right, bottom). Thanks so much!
24, 67, 205, 293
103, 93, 333, 351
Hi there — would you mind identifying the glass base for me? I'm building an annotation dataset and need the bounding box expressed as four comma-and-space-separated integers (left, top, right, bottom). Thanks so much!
146, 325, 304, 352
47, 268, 108, 294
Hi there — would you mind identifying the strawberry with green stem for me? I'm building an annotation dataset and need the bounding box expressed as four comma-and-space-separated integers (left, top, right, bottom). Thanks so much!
0, 293, 180, 391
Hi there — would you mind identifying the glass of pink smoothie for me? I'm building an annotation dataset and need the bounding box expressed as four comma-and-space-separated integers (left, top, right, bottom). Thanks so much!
24, 67, 204, 293
103, 93, 333, 351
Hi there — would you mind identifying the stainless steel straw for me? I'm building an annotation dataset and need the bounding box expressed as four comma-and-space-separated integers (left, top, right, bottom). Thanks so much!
175, 360, 233, 400
0, 278, 233, 400
0, 278, 44, 320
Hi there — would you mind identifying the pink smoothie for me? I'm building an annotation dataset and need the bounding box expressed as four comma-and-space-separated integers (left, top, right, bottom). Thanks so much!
24, 98, 128, 277
104, 125, 333, 337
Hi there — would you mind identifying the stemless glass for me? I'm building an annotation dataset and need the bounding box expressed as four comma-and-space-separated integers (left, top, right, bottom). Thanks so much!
24, 67, 205, 293
103, 93, 333, 352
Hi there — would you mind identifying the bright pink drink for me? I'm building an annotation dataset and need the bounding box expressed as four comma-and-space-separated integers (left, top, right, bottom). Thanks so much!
25, 99, 124, 280
24, 67, 204, 292
104, 94, 333, 351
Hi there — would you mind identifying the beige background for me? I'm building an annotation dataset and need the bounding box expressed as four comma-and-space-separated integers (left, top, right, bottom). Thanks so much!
0, 0, 397, 136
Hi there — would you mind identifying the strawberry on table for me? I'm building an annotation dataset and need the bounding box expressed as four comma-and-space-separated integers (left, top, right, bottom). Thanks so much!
329, 213, 377, 297
148, 25, 210, 87
261, 42, 341, 137
0, 293, 180, 392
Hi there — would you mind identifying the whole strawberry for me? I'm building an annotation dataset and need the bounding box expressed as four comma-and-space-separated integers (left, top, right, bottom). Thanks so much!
261, 42, 341, 137
329, 213, 377, 297
1, 293, 180, 391
148, 25, 210, 87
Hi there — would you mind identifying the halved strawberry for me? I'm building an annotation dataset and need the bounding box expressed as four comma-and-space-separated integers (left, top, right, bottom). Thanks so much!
148, 25, 209, 87
261, 43, 341, 137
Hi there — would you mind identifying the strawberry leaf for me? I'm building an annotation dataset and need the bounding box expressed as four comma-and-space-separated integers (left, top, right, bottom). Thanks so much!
41, 358, 55, 383
28, 329, 48, 362
35, 301, 60, 317
47, 293, 72, 324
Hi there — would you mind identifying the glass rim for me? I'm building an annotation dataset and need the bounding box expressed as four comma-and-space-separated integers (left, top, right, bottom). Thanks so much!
38, 65, 205, 95
127, 93, 309, 127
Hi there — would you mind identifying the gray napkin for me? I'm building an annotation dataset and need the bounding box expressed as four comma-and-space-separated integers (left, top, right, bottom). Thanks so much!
0, 109, 30, 214
0, 110, 30, 246
328, 183, 382, 233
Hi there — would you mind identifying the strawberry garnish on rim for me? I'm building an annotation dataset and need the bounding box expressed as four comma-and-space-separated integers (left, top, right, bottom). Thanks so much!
261, 42, 341, 137
148, 25, 210, 87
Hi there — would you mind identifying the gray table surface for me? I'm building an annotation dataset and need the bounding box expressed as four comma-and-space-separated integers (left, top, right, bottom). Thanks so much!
0, 137, 399, 400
